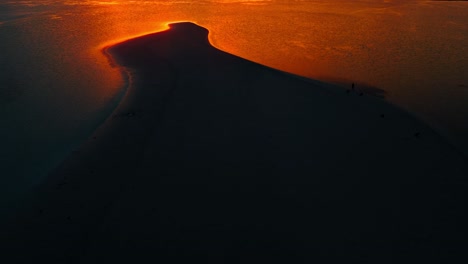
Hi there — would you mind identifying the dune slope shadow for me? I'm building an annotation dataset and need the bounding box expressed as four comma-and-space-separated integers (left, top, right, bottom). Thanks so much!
2, 22, 467, 264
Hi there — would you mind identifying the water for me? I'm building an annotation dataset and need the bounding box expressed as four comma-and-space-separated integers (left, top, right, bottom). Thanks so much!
0, 0, 467, 212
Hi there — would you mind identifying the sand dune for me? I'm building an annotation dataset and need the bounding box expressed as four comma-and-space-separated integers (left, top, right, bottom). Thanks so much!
1, 22, 467, 263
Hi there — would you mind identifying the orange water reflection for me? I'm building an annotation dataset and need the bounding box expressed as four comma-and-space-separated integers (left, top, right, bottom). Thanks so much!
0, 0, 468, 210
2, 0, 468, 169
83, 1, 468, 145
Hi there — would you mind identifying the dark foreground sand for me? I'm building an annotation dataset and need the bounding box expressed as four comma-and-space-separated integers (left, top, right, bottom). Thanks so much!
1, 22, 467, 263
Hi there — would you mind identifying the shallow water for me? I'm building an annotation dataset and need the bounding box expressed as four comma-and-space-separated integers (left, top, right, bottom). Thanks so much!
0, 0, 467, 212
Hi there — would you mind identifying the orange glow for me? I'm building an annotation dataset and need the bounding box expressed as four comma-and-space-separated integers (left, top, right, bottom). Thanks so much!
83, 0, 468, 151
6, 0, 468, 148
1, 0, 468, 186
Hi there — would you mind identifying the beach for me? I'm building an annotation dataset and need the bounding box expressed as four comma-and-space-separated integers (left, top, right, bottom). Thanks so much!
2, 0, 468, 222
1, 22, 467, 263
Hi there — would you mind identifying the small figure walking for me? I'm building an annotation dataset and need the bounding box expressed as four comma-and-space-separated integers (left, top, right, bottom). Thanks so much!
351, 83, 355, 90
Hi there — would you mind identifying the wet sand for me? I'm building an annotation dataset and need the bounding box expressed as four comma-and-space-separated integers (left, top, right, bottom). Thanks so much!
1, 22, 467, 263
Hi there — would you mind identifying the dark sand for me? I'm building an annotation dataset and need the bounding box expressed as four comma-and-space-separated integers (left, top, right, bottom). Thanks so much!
1, 22, 467, 263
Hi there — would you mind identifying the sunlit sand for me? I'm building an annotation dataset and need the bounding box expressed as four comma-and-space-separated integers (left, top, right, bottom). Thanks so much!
1, 22, 467, 263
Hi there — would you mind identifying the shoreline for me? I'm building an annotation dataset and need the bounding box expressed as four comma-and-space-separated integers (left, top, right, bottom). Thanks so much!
105, 21, 468, 161
2, 22, 467, 263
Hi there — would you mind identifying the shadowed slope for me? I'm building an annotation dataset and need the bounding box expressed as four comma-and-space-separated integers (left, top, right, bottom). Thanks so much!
2, 22, 467, 264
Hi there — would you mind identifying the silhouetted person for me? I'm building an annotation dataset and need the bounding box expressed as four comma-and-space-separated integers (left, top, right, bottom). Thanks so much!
352, 82, 355, 90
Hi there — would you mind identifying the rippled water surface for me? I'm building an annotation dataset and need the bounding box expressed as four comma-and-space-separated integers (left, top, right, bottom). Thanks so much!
1, 0, 467, 211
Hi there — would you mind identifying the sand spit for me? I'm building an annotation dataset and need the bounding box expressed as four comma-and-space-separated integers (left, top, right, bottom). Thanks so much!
1, 22, 467, 263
